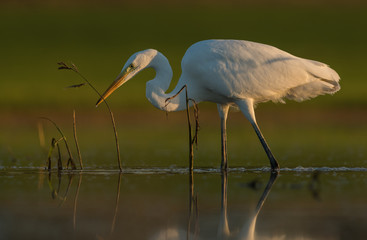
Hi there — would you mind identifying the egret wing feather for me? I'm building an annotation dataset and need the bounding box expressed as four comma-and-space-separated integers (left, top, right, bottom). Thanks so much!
178, 40, 340, 104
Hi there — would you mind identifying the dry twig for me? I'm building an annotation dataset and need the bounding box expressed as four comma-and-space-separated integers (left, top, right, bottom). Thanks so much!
165, 85, 199, 171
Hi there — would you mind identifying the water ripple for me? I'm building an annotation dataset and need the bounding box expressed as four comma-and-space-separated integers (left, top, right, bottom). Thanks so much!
1, 166, 367, 175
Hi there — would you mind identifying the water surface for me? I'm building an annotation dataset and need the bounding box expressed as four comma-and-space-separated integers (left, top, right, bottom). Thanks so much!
1, 167, 366, 239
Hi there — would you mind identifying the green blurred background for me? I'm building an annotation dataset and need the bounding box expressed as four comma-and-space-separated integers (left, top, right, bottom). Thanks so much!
0, 0, 366, 169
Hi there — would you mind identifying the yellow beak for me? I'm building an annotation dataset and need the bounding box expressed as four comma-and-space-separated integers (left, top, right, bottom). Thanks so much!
96, 69, 130, 107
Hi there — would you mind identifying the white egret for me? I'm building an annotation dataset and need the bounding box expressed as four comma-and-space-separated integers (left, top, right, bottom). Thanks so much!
96, 39, 340, 171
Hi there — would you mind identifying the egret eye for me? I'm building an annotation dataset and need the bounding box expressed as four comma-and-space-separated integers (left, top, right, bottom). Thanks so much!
129, 63, 136, 70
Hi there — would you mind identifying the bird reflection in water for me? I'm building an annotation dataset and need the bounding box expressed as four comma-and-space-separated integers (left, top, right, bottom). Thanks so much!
218, 172, 278, 240
151, 171, 278, 240
44, 170, 320, 239
152, 170, 321, 240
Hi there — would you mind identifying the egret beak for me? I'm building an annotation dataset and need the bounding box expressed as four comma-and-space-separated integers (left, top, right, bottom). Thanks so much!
96, 68, 130, 107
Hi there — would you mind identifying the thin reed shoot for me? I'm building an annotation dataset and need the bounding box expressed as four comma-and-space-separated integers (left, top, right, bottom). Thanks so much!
42, 117, 76, 170
73, 110, 83, 169
58, 62, 122, 171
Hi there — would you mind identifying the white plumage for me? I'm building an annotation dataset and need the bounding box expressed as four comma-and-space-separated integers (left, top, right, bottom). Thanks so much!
96, 39, 340, 171
178, 40, 339, 104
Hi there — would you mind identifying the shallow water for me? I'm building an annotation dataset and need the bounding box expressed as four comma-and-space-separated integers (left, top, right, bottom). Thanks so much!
1, 108, 367, 239
1, 167, 367, 240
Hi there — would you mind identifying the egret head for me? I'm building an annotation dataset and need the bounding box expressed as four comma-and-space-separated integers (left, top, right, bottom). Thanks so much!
96, 49, 158, 106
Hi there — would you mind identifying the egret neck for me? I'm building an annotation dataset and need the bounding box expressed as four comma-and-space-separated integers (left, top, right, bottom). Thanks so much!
146, 51, 187, 112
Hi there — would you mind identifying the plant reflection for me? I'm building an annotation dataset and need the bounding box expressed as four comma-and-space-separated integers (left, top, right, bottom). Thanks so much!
187, 171, 199, 239
47, 172, 73, 202
111, 173, 122, 234
43, 170, 321, 239
46, 171, 121, 238
308, 171, 321, 201
73, 174, 82, 230
46, 172, 82, 229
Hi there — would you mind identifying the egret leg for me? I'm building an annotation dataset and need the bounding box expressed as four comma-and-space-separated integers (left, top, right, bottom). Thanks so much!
236, 99, 280, 171
217, 104, 230, 170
